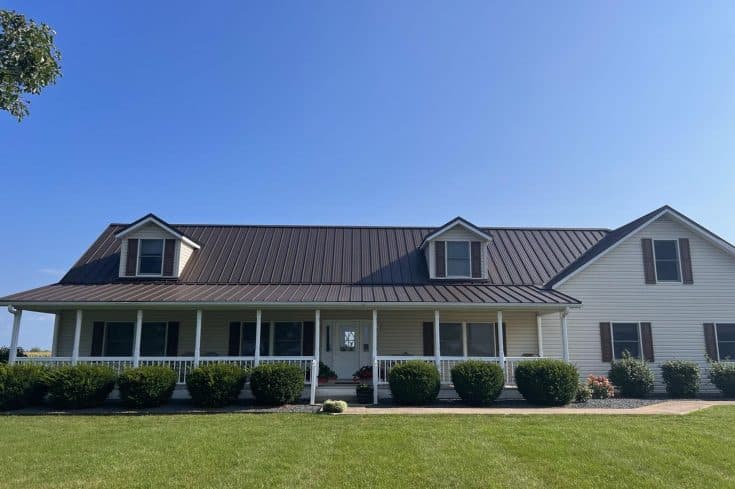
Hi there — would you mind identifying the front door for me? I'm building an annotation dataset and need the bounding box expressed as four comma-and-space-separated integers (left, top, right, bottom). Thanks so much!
333, 323, 361, 379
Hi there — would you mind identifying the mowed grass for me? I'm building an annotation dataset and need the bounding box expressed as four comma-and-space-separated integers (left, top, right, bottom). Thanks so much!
1, 408, 734, 489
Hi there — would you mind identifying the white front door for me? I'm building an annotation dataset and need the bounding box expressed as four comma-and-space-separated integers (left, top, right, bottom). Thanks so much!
333, 323, 361, 379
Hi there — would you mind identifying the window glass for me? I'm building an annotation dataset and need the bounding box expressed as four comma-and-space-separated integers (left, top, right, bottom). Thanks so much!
241, 322, 257, 356
141, 322, 167, 356
273, 322, 302, 356
654, 240, 680, 282
467, 323, 496, 356
105, 322, 134, 356
717, 324, 735, 361
446, 241, 470, 277
139, 239, 164, 274
439, 323, 463, 356
612, 323, 640, 359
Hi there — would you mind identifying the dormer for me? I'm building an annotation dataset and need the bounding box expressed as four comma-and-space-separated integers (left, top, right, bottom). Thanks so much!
420, 217, 492, 280
115, 214, 200, 279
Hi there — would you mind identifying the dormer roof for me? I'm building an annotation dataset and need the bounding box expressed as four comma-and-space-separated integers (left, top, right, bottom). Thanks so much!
419, 217, 493, 249
114, 213, 201, 249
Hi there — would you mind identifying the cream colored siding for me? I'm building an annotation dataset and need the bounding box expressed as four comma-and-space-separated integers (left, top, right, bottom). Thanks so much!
117, 223, 181, 278
545, 215, 735, 392
178, 242, 195, 276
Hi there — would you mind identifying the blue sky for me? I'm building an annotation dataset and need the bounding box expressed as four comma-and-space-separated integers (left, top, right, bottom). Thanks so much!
2, 1, 735, 348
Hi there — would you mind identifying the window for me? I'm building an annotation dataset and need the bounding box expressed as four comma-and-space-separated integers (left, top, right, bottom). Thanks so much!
653, 240, 680, 282
446, 241, 471, 277
467, 323, 496, 356
139, 239, 164, 275
104, 322, 134, 356
140, 322, 167, 356
273, 322, 302, 356
716, 324, 735, 361
612, 323, 641, 359
439, 323, 463, 356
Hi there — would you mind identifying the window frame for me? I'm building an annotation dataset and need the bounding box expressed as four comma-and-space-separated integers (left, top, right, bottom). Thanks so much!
715, 323, 735, 362
102, 321, 135, 357
140, 321, 168, 357
610, 322, 643, 360
137, 238, 166, 276
467, 322, 498, 357
444, 240, 472, 279
652, 239, 682, 283
439, 323, 464, 357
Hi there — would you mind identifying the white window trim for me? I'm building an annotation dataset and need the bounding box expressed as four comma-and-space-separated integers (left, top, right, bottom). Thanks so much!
652, 239, 682, 284
609, 321, 643, 360
714, 323, 735, 362
137, 238, 166, 277
444, 240, 473, 279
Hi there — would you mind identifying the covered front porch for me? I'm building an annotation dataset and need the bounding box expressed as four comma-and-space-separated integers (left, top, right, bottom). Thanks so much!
7, 305, 572, 404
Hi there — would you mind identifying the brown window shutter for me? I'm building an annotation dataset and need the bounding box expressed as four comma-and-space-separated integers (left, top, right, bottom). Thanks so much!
125, 239, 139, 276
600, 322, 612, 362
679, 238, 693, 284
166, 322, 179, 356
703, 323, 718, 360
163, 239, 176, 276
302, 321, 315, 356
640, 322, 654, 362
494, 323, 508, 356
228, 322, 241, 356
90, 322, 105, 356
641, 239, 656, 284
422, 322, 434, 355
435, 241, 446, 278
471, 241, 482, 278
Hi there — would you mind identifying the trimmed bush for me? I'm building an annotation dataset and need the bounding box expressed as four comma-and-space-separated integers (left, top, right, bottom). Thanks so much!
355, 383, 373, 404
249, 363, 304, 405
186, 363, 248, 407
514, 359, 578, 406
450, 360, 504, 406
575, 383, 592, 403
587, 375, 615, 399
661, 361, 700, 398
45, 365, 116, 409
388, 360, 440, 405
322, 399, 347, 413
118, 366, 177, 408
709, 362, 735, 397
0, 364, 49, 410
0, 346, 26, 364
608, 355, 654, 398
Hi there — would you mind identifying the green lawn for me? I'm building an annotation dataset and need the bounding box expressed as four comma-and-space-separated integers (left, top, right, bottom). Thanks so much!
1, 407, 733, 488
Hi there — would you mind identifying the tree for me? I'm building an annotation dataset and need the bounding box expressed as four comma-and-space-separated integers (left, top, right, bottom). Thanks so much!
0, 10, 62, 121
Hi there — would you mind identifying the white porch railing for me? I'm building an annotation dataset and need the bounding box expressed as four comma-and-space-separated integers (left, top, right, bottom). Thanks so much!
259, 356, 314, 384
15, 357, 73, 367
140, 357, 195, 384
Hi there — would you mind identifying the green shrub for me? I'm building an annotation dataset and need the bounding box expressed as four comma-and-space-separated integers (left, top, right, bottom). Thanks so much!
388, 360, 440, 405
118, 366, 177, 408
450, 360, 504, 406
709, 362, 735, 397
322, 399, 347, 413
0, 347, 26, 364
661, 361, 700, 398
186, 363, 248, 407
608, 355, 654, 398
575, 383, 592, 403
514, 359, 578, 406
0, 364, 49, 409
355, 383, 374, 404
249, 363, 304, 405
45, 365, 116, 409
586, 375, 615, 399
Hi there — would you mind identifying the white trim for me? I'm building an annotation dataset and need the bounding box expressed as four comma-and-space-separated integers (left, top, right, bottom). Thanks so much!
652, 239, 682, 283
132, 309, 143, 367
72, 309, 82, 365
372, 309, 378, 404
536, 313, 544, 357
496, 311, 505, 362
194, 309, 202, 366
115, 215, 200, 249
561, 309, 569, 361
254, 309, 262, 366
714, 323, 721, 361
551, 207, 735, 288
420, 218, 492, 248
433, 310, 441, 367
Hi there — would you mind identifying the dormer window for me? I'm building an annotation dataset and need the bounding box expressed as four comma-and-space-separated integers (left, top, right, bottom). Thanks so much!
139, 239, 164, 275
446, 241, 471, 277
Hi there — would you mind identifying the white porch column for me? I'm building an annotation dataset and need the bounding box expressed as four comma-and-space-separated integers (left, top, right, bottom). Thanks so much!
194, 309, 202, 367
561, 309, 570, 361
71, 309, 82, 365
372, 309, 378, 405
254, 309, 262, 366
51, 313, 61, 357
8, 307, 22, 365
309, 310, 320, 405
132, 309, 143, 368
433, 310, 441, 369
496, 310, 505, 361
536, 313, 544, 357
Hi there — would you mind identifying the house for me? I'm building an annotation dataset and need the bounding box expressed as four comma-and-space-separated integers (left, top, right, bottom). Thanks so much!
2, 206, 734, 404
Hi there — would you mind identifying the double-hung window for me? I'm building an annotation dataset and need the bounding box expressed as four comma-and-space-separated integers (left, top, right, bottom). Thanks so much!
653, 240, 681, 282
439, 323, 463, 356
446, 241, 471, 277
138, 239, 164, 275
467, 323, 497, 357
611, 323, 641, 359
273, 322, 302, 356
716, 324, 735, 361
104, 322, 135, 356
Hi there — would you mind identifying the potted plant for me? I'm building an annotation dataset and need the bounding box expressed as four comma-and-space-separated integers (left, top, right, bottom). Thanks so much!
317, 362, 338, 385
356, 383, 374, 404
352, 365, 373, 383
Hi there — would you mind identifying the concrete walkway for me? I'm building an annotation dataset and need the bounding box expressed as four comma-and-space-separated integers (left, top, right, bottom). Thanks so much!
344, 400, 735, 415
